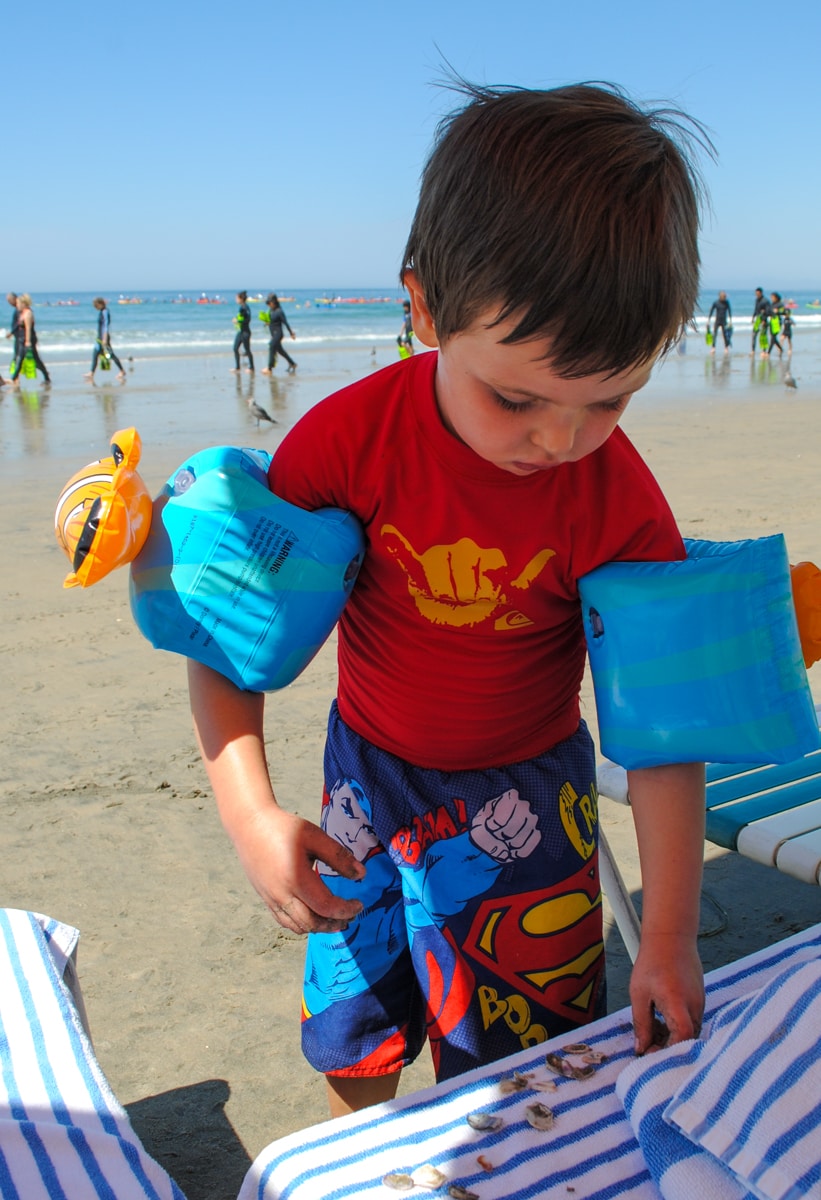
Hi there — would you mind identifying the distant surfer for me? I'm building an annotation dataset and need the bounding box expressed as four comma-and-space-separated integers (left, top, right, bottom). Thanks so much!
9, 294, 50, 385
397, 299, 414, 358
5, 292, 20, 346
260, 293, 297, 374
707, 291, 732, 352
769, 292, 789, 358
2, 292, 19, 385
85, 297, 126, 381
232, 291, 254, 373
751, 287, 772, 356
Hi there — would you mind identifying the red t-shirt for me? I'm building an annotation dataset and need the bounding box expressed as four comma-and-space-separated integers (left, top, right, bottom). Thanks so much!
270, 351, 683, 770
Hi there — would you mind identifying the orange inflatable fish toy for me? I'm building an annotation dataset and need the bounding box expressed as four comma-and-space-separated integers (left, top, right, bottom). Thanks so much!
54, 427, 152, 588
791, 560, 821, 668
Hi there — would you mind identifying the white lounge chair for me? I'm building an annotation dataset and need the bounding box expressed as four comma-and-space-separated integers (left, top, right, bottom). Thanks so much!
597, 721, 821, 960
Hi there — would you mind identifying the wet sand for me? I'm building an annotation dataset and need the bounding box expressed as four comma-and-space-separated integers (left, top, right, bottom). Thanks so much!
2, 347, 820, 1199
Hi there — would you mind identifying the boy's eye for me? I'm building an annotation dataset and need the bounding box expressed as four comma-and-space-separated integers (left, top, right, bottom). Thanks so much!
490, 390, 630, 415
492, 391, 533, 412
598, 396, 628, 414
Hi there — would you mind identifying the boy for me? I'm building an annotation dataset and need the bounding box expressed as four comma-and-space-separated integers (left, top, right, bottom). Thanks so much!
85, 297, 127, 381
189, 82, 707, 1118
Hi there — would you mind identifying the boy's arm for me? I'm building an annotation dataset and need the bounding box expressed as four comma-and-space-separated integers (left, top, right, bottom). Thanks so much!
626, 761, 705, 1052
188, 660, 365, 935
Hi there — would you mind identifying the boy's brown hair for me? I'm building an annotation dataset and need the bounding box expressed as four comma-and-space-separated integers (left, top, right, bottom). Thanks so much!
401, 82, 710, 376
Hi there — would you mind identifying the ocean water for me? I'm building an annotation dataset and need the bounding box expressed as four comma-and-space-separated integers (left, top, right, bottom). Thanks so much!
4, 288, 410, 365
6, 286, 821, 364
2, 286, 820, 471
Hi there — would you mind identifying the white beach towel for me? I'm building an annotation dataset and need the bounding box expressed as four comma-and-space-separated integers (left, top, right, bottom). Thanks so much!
618, 959, 821, 1200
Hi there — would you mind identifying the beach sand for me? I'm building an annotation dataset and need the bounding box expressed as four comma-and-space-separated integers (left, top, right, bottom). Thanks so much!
2, 347, 821, 1200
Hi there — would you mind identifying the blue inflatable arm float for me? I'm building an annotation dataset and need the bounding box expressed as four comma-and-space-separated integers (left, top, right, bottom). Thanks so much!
129, 446, 365, 691
579, 535, 820, 769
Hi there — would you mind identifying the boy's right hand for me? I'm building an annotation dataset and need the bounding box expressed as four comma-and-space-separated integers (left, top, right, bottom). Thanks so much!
187, 662, 366, 936
232, 803, 366, 935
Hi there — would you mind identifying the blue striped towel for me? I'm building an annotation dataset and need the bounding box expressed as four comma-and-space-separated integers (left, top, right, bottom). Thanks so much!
617, 958, 821, 1200
237, 925, 821, 1200
0, 907, 187, 1200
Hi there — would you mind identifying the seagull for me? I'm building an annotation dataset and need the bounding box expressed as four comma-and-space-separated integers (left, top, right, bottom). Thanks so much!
784, 373, 798, 390
248, 398, 276, 427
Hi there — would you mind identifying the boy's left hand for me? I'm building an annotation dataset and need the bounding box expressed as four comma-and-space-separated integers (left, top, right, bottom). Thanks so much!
630, 930, 704, 1053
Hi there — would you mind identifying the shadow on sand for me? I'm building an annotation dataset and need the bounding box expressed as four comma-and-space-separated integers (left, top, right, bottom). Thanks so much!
127, 1079, 252, 1200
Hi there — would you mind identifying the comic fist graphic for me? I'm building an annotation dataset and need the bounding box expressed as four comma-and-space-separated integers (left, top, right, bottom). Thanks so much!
470, 789, 540, 862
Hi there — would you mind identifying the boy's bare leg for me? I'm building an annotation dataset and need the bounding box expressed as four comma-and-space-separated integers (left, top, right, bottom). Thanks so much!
326, 1072, 401, 1117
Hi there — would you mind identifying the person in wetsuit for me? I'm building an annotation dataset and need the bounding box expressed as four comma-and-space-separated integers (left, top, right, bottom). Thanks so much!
751, 287, 772, 355
396, 299, 415, 358
9, 294, 50, 384
232, 291, 254, 372
780, 300, 794, 355
768, 293, 788, 358
6, 292, 20, 344
261, 293, 297, 373
2, 293, 19, 384
707, 291, 732, 352
85, 297, 126, 380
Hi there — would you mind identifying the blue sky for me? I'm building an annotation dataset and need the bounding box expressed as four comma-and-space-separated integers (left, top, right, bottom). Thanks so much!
5, 0, 820, 292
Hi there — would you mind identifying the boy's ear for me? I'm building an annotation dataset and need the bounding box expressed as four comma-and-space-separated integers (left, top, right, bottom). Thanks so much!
403, 270, 439, 348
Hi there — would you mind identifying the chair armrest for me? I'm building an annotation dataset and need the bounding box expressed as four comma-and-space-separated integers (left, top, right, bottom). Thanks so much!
598, 760, 631, 806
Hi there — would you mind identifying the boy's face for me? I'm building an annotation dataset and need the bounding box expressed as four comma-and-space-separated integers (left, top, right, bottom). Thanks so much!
405, 275, 654, 476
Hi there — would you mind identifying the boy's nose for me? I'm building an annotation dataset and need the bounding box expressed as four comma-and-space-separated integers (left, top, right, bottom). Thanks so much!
530, 414, 580, 458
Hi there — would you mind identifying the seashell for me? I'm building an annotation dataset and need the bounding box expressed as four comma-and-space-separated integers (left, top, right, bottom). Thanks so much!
525, 1101, 555, 1131
477, 1154, 494, 1173
582, 1051, 607, 1064
529, 1078, 558, 1092
545, 1052, 575, 1078
382, 1172, 414, 1190
498, 1070, 531, 1094
467, 1110, 504, 1132
562, 1042, 590, 1054
545, 1051, 595, 1081
413, 1164, 448, 1189
448, 1188, 479, 1200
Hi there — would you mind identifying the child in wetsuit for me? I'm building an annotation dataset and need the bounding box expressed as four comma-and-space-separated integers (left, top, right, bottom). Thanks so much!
769, 292, 788, 357
397, 299, 415, 357
85, 298, 126, 381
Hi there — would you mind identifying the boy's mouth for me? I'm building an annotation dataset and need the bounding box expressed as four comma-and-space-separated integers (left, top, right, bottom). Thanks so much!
511, 460, 558, 473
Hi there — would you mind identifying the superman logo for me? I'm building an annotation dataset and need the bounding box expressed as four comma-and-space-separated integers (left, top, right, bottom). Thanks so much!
464, 857, 603, 1020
